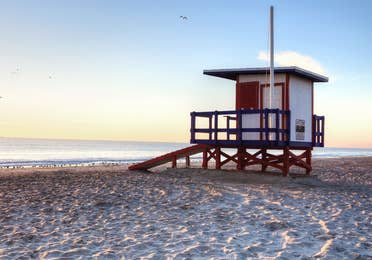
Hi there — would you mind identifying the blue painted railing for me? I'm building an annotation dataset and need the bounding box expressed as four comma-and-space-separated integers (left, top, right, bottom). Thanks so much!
190, 109, 291, 147
313, 115, 325, 147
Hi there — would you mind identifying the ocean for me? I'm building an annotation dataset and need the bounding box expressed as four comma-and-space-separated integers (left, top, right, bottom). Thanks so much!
0, 137, 371, 168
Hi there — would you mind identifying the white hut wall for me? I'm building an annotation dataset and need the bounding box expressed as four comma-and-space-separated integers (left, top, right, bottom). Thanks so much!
289, 75, 313, 143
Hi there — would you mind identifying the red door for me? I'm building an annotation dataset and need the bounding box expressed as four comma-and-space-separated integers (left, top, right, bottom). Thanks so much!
236, 81, 259, 110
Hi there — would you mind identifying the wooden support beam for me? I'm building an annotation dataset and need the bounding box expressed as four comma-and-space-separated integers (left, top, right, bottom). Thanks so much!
237, 147, 245, 170
215, 147, 221, 170
261, 149, 267, 172
172, 156, 177, 168
283, 146, 289, 176
130, 143, 313, 175
306, 148, 312, 175
266, 153, 284, 160
207, 150, 216, 160
185, 155, 190, 168
202, 148, 208, 169
220, 151, 238, 165
244, 150, 263, 166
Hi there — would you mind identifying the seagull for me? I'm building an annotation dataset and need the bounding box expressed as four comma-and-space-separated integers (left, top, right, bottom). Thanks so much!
180, 15, 188, 20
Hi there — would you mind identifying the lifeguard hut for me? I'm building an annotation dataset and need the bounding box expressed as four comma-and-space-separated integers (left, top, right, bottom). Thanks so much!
129, 7, 327, 175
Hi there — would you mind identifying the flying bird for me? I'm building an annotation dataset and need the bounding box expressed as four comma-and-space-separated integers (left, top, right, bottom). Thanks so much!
180, 15, 188, 20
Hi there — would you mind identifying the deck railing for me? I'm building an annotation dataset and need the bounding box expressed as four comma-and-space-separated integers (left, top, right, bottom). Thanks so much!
313, 115, 325, 147
190, 109, 290, 147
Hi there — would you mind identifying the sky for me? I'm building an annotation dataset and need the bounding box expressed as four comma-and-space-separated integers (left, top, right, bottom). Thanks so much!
0, 0, 371, 148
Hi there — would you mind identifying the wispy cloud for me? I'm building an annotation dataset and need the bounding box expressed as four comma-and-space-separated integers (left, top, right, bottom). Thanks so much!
257, 50, 326, 75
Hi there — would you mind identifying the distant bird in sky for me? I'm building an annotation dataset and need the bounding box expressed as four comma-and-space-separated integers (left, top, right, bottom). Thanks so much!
180, 15, 188, 20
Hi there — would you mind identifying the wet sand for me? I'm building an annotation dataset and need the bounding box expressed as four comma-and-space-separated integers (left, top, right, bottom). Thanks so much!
0, 157, 371, 259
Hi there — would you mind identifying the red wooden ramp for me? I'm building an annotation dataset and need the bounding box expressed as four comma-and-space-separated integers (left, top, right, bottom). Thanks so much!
128, 144, 209, 171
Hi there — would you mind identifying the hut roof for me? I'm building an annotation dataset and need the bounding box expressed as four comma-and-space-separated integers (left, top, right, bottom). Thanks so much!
203, 66, 328, 82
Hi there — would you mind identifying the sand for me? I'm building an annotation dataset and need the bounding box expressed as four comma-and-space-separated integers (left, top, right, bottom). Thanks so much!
0, 157, 371, 259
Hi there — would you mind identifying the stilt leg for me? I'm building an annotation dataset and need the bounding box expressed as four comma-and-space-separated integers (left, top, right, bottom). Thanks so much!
185, 156, 190, 168
202, 148, 208, 169
172, 156, 177, 168
306, 148, 312, 175
283, 147, 289, 176
261, 149, 267, 172
237, 147, 244, 170
215, 147, 221, 170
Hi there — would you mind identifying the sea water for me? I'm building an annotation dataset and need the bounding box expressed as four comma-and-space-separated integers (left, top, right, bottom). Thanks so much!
0, 137, 371, 167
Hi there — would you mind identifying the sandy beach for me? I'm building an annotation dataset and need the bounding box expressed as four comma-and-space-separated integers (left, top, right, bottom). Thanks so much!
0, 157, 371, 259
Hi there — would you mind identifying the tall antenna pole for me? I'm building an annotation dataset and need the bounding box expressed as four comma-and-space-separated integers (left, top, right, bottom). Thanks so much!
269, 6, 274, 109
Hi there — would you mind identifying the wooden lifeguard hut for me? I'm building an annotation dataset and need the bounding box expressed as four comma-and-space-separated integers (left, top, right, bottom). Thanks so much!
129, 7, 327, 175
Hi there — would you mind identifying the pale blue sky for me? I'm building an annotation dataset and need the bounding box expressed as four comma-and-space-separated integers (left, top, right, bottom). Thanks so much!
0, 0, 371, 147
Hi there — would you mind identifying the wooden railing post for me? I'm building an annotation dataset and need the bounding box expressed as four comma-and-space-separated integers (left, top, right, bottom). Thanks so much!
237, 110, 242, 144
190, 112, 195, 143
214, 111, 218, 144
287, 111, 291, 144
264, 109, 269, 142
208, 116, 212, 141
275, 109, 280, 142
312, 114, 315, 145
316, 116, 320, 144
321, 117, 325, 146
226, 116, 230, 141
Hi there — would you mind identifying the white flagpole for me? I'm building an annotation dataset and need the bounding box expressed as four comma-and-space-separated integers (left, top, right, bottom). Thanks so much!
269, 6, 275, 138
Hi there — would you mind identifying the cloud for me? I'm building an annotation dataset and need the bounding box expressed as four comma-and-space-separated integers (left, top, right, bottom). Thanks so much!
257, 50, 326, 75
